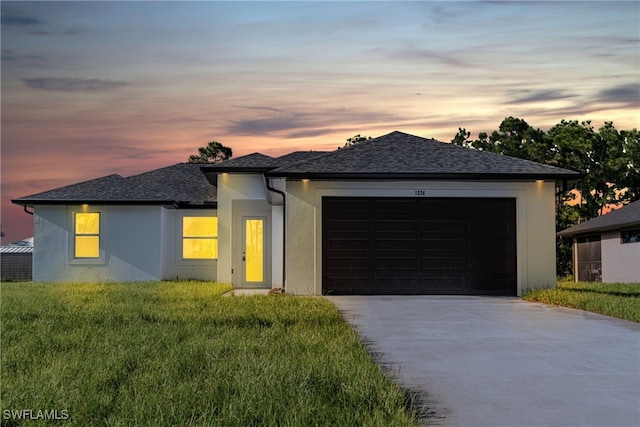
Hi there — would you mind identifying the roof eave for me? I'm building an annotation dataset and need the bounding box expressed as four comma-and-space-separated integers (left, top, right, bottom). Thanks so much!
264, 172, 582, 181
557, 221, 640, 237
12, 199, 186, 207
200, 166, 277, 174
200, 166, 277, 185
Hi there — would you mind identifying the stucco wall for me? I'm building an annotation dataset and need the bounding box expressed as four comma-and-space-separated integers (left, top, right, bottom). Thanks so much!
284, 180, 557, 296
161, 208, 218, 281
601, 231, 640, 283
33, 205, 163, 282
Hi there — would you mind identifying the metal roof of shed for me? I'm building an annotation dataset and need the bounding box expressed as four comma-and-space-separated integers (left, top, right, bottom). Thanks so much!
0, 237, 34, 254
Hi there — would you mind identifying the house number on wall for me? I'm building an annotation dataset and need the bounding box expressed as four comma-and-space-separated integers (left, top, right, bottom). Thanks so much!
414, 190, 426, 196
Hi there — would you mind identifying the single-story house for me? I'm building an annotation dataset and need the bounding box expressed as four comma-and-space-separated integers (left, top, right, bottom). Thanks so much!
557, 200, 640, 283
0, 237, 33, 281
12, 131, 579, 295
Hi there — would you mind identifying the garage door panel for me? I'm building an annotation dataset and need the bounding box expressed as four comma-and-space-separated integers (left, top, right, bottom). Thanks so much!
375, 220, 417, 233
422, 278, 464, 289
323, 197, 516, 295
422, 220, 464, 234
467, 222, 511, 237
419, 200, 464, 218
466, 257, 514, 271
327, 238, 370, 251
376, 238, 419, 251
467, 238, 512, 254
327, 219, 370, 234
466, 276, 515, 294
375, 260, 418, 276
327, 257, 370, 270
421, 257, 463, 270
422, 239, 464, 252
375, 199, 417, 213
326, 199, 370, 216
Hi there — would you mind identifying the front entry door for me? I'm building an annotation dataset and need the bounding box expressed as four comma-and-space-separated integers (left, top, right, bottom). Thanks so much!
241, 217, 267, 286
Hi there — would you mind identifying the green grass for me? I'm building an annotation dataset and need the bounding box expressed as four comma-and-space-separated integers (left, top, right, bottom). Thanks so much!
1, 281, 418, 426
524, 281, 640, 322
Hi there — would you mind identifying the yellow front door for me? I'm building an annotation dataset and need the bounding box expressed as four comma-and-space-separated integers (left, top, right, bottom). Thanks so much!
243, 217, 265, 285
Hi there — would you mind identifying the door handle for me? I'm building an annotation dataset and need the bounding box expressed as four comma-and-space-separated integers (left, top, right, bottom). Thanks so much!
242, 251, 246, 261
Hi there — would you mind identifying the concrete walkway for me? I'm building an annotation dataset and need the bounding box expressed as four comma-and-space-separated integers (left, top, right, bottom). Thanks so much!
328, 296, 640, 427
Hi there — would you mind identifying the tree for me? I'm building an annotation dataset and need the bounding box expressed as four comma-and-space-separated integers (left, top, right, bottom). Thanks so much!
452, 117, 551, 162
343, 134, 372, 148
620, 128, 640, 202
188, 141, 233, 163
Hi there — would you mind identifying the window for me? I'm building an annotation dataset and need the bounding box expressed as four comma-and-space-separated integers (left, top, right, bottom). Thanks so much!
75, 212, 100, 258
182, 217, 218, 259
621, 229, 640, 244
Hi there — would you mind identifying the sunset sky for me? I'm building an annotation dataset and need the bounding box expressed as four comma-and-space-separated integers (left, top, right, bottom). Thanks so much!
2, 1, 639, 244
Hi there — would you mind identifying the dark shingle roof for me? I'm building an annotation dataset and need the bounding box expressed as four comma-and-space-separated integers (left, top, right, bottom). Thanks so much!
557, 200, 640, 236
200, 151, 329, 185
12, 163, 216, 206
201, 153, 279, 172
268, 131, 580, 180
200, 151, 329, 174
276, 151, 329, 166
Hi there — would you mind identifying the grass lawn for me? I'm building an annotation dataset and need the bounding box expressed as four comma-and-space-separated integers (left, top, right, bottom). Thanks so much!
524, 281, 640, 322
1, 281, 419, 426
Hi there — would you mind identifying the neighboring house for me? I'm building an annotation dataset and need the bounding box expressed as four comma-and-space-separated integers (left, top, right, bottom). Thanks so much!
12, 131, 579, 295
558, 200, 640, 283
1, 237, 33, 281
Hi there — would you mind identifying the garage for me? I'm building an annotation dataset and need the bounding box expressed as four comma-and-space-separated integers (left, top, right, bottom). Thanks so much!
322, 197, 517, 295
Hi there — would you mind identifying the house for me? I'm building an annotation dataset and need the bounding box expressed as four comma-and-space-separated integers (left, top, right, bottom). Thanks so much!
0, 237, 33, 281
557, 200, 640, 283
12, 131, 579, 295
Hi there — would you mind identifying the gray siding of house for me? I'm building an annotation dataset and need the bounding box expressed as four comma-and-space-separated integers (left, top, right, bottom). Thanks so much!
33, 205, 163, 282
602, 230, 640, 283
31, 205, 218, 283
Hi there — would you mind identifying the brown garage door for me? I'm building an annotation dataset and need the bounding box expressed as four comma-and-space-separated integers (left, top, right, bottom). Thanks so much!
322, 197, 516, 295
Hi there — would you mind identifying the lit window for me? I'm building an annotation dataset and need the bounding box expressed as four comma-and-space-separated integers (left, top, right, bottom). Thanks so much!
183, 217, 218, 259
75, 212, 100, 258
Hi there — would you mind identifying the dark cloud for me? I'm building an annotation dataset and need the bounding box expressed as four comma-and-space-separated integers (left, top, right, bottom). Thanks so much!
29, 29, 85, 36
23, 77, 129, 92
286, 128, 344, 139
595, 83, 640, 107
0, 10, 43, 26
1, 49, 47, 67
227, 105, 408, 137
227, 115, 305, 135
234, 105, 288, 114
508, 90, 578, 104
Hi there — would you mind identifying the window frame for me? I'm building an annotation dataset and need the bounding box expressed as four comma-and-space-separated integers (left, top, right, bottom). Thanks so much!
68, 207, 106, 265
179, 215, 218, 262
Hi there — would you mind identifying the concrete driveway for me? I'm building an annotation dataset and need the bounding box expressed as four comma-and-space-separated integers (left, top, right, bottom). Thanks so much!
328, 296, 640, 427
